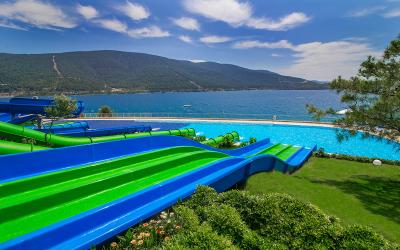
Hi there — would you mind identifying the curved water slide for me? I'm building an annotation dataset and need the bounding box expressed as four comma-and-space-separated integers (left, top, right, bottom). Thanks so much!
6, 97, 84, 117
0, 121, 194, 147
0, 97, 84, 125
0, 129, 236, 155
0, 135, 315, 249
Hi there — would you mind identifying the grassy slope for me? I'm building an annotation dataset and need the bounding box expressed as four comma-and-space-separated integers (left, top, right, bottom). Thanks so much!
244, 157, 400, 242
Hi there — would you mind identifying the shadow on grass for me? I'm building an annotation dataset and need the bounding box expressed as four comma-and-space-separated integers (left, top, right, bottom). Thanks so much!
302, 175, 400, 224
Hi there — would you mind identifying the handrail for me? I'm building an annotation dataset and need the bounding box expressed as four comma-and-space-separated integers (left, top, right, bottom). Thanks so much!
82, 112, 337, 122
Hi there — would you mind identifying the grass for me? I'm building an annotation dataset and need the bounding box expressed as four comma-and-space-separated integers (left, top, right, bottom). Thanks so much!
244, 157, 400, 243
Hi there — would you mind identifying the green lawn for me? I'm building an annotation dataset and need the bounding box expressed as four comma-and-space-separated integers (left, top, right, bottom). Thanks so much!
244, 157, 400, 243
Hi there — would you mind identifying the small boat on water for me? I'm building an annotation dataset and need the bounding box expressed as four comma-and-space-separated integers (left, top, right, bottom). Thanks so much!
183, 104, 192, 108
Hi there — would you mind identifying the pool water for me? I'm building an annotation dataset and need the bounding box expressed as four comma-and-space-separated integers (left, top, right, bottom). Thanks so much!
184, 122, 400, 161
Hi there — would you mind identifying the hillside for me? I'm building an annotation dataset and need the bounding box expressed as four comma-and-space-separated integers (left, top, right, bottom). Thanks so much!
0, 50, 327, 94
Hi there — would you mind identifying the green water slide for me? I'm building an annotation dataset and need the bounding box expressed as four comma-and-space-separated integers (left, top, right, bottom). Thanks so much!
255, 143, 302, 161
0, 140, 48, 155
0, 146, 230, 243
202, 131, 239, 147
0, 121, 195, 147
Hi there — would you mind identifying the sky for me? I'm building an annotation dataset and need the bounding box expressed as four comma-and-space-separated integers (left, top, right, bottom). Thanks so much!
0, 0, 399, 81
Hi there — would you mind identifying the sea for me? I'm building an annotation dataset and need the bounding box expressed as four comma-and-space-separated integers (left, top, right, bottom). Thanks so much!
1, 90, 343, 121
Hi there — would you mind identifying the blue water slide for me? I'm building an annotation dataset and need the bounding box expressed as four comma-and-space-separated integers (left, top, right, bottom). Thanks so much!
0, 136, 314, 249
0, 98, 84, 117
0, 113, 37, 124
56, 125, 152, 137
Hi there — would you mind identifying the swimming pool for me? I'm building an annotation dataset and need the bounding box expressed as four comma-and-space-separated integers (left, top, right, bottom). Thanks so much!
183, 122, 400, 161
80, 119, 399, 161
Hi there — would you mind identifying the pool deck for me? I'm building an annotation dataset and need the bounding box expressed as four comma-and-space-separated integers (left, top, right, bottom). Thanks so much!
74, 117, 336, 128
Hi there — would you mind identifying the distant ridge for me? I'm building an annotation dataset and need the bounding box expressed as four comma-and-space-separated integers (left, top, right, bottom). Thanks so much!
0, 50, 328, 94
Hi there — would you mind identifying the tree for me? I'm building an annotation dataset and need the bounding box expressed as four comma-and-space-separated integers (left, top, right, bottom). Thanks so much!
44, 94, 77, 129
307, 36, 400, 143
98, 105, 113, 117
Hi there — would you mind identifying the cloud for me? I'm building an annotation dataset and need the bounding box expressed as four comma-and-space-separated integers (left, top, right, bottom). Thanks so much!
383, 8, 400, 17
93, 18, 169, 39
184, 0, 251, 26
179, 35, 193, 43
77, 4, 99, 20
183, 0, 310, 31
348, 6, 386, 17
279, 41, 380, 80
271, 53, 282, 57
172, 17, 200, 31
189, 59, 207, 63
200, 35, 232, 44
0, 0, 76, 30
246, 13, 310, 31
127, 25, 170, 38
233, 40, 294, 49
94, 19, 127, 33
118, 1, 150, 21
0, 19, 27, 30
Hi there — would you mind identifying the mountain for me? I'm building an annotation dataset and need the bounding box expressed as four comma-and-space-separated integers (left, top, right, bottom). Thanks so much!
0, 50, 328, 94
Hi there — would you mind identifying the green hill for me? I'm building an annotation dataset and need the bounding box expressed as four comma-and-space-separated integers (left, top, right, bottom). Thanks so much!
0, 50, 327, 94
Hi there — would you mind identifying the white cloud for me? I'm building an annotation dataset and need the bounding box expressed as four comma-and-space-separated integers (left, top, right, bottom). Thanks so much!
183, 0, 310, 31
383, 8, 400, 17
172, 17, 200, 31
0, 0, 76, 30
127, 26, 170, 38
348, 6, 386, 17
233, 40, 294, 49
94, 19, 127, 33
184, 0, 251, 26
179, 35, 193, 43
279, 41, 380, 80
246, 12, 310, 31
77, 4, 98, 20
0, 19, 27, 30
118, 1, 150, 21
200, 35, 232, 44
189, 59, 207, 63
271, 53, 282, 57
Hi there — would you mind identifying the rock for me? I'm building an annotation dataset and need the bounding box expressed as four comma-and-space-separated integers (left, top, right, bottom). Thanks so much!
373, 159, 382, 166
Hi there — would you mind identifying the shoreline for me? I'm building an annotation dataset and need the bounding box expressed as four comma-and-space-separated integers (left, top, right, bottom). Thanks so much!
73, 117, 336, 128
0, 88, 332, 98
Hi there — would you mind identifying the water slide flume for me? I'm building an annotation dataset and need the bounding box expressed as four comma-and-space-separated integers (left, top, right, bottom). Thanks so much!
0, 134, 315, 249
0, 123, 237, 155
0, 121, 195, 148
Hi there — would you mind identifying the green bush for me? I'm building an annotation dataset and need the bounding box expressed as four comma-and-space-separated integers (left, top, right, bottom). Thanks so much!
315, 148, 400, 166
193, 135, 206, 142
182, 185, 218, 212
103, 186, 397, 250
163, 222, 237, 250
173, 205, 200, 230
203, 204, 269, 250
337, 225, 394, 249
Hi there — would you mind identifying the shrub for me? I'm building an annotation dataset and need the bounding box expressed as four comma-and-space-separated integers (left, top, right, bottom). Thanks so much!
216, 189, 347, 249
173, 205, 200, 231
203, 204, 268, 250
336, 225, 394, 249
163, 222, 237, 250
249, 137, 257, 144
182, 185, 218, 213
314, 148, 400, 166
98, 105, 113, 117
108, 210, 182, 249
193, 135, 206, 142
103, 186, 396, 250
